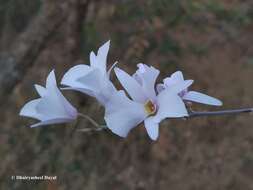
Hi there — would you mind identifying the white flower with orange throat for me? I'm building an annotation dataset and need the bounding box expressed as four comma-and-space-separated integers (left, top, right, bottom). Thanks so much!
104, 64, 192, 140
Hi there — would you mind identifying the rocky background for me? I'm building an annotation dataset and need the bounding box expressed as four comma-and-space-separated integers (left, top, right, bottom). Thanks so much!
1, 0, 253, 189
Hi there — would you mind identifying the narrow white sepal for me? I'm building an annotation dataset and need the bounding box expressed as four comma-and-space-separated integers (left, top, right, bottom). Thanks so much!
183, 91, 223, 106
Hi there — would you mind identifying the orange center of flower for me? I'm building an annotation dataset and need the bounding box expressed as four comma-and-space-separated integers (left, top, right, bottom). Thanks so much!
144, 100, 157, 116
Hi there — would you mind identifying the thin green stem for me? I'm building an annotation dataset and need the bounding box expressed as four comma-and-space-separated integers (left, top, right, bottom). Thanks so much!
76, 113, 106, 133
78, 113, 100, 128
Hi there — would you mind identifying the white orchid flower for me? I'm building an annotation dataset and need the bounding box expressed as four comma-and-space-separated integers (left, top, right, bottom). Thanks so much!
20, 70, 78, 128
61, 40, 117, 105
104, 64, 192, 140
157, 71, 222, 106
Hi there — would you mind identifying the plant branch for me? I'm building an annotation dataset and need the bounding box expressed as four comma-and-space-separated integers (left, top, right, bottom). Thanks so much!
188, 108, 253, 118
74, 107, 253, 134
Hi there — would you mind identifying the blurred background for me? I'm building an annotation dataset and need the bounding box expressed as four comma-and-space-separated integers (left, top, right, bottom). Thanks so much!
1, 0, 253, 189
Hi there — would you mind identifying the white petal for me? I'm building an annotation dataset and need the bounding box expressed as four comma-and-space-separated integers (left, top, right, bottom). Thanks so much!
61, 65, 101, 97
169, 80, 193, 94
46, 70, 78, 119
63, 64, 116, 105
77, 68, 102, 93
30, 118, 73, 128
36, 86, 77, 120
19, 99, 45, 120
135, 63, 160, 101
35, 84, 47, 97
171, 71, 184, 81
61, 87, 95, 97
114, 67, 147, 103
156, 89, 188, 120
163, 77, 176, 87
144, 117, 159, 140
183, 91, 222, 106
89, 51, 97, 67
164, 71, 185, 88
97, 40, 110, 67
104, 90, 147, 137
61, 64, 92, 89
46, 70, 57, 89
90, 40, 110, 74
95, 79, 117, 105
54, 86, 78, 118
36, 94, 65, 119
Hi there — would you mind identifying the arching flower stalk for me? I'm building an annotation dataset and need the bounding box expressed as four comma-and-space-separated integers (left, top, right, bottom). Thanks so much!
19, 41, 253, 141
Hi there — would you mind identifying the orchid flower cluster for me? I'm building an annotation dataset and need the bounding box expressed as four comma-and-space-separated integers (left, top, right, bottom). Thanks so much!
20, 41, 222, 140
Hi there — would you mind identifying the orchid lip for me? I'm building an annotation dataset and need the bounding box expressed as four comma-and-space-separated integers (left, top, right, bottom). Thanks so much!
144, 100, 157, 116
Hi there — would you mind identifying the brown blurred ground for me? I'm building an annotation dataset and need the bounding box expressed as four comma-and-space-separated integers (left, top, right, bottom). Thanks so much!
1, 0, 253, 189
